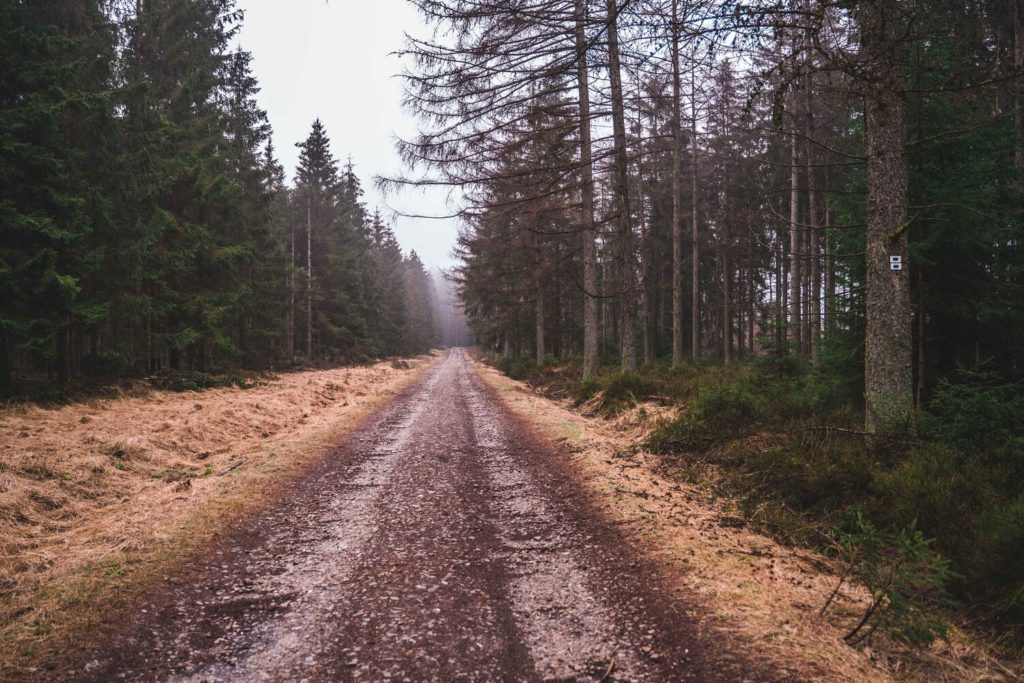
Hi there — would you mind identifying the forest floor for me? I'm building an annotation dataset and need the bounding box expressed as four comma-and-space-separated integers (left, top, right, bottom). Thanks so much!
1, 349, 1014, 681
477, 357, 1020, 682
0, 353, 437, 678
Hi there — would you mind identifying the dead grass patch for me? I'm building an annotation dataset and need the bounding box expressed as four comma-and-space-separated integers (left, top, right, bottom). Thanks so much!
473, 359, 1018, 682
0, 353, 439, 677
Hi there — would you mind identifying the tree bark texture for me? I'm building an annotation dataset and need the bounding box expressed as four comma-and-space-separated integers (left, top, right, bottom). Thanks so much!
671, 0, 685, 367
806, 100, 821, 366
575, 0, 599, 379
860, 0, 913, 435
789, 126, 801, 352
606, 0, 637, 373
690, 66, 700, 360
306, 201, 313, 360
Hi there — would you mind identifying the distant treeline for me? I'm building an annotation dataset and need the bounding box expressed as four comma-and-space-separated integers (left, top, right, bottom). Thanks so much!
0, 1, 441, 396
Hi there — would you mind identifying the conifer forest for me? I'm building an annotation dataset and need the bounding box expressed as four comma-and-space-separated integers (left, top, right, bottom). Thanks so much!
2, 1, 1024, 680
1, 1, 447, 397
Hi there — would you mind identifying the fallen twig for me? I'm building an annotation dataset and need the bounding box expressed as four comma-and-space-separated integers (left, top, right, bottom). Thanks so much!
218, 461, 243, 476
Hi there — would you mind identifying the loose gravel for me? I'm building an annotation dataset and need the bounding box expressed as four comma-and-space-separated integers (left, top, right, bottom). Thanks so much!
62, 350, 771, 682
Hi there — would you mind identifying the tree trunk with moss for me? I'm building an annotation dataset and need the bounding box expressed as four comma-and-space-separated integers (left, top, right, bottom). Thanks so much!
860, 0, 913, 436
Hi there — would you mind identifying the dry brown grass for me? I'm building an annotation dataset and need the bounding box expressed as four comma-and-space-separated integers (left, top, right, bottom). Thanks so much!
474, 359, 1018, 683
0, 354, 438, 676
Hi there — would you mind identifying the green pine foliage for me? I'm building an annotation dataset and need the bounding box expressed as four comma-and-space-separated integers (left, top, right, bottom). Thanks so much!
0, 2, 439, 397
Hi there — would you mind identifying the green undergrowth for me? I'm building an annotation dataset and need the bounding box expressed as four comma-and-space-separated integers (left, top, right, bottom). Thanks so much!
149, 369, 261, 392
489, 353, 1024, 649
1, 369, 266, 407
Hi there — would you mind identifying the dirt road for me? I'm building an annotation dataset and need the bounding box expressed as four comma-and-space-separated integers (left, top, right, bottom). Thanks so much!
64, 350, 768, 682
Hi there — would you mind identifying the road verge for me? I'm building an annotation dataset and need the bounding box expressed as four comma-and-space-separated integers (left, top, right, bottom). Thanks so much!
0, 354, 438, 678
474, 357, 1004, 682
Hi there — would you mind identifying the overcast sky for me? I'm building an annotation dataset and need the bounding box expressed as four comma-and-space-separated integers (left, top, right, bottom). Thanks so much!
234, 0, 460, 269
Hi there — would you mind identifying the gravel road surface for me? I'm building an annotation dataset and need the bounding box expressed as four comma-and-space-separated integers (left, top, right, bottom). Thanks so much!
65, 349, 769, 682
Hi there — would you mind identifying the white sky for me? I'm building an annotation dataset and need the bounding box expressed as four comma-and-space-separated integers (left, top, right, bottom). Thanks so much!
234, 0, 461, 269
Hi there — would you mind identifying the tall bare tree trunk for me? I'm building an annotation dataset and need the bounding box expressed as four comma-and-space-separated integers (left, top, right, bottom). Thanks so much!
806, 95, 821, 365
860, 0, 913, 435
534, 227, 546, 364
690, 66, 700, 360
824, 171, 834, 334
780, 219, 788, 350
1015, 0, 1023, 171
606, 0, 637, 373
306, 201, 313, 361
789, 126, 801, 353
635, 95, 654, 365
915, 269, 926, 407
671, 0, 686, 367
288, 222, 295, 358
575, 0, 599, 379
536, 284, 545, 365
747, 223, 756, 355
722, 168, 731, 365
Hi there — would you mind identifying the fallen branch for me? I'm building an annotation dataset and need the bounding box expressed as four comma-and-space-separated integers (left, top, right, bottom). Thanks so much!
218, 461, 243, 476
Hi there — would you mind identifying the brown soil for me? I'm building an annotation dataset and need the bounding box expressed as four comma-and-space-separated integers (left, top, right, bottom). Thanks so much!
0, 355, 436, 676
50, 349, 779, 682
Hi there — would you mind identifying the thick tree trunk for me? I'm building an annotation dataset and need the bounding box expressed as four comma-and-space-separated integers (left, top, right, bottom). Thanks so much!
671, 0, 686, 367
575, 0, 599, 378
606, 0, 637, 373
860, 0, 913, 435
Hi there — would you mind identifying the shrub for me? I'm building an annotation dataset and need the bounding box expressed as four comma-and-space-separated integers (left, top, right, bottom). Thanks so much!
922, 368, 1024, 462
494, 356, 537, 381
646, 383, 761, 453
152, 371, 255, 392
825, 510, 955, 647
697, 384, 758, 429
598, 373, 657, 410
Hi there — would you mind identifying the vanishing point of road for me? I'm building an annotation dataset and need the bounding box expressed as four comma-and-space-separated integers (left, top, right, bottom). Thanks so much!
66, 350, 770, 682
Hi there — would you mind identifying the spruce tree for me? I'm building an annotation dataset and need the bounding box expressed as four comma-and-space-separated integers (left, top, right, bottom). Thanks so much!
0, 1, 114, 391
